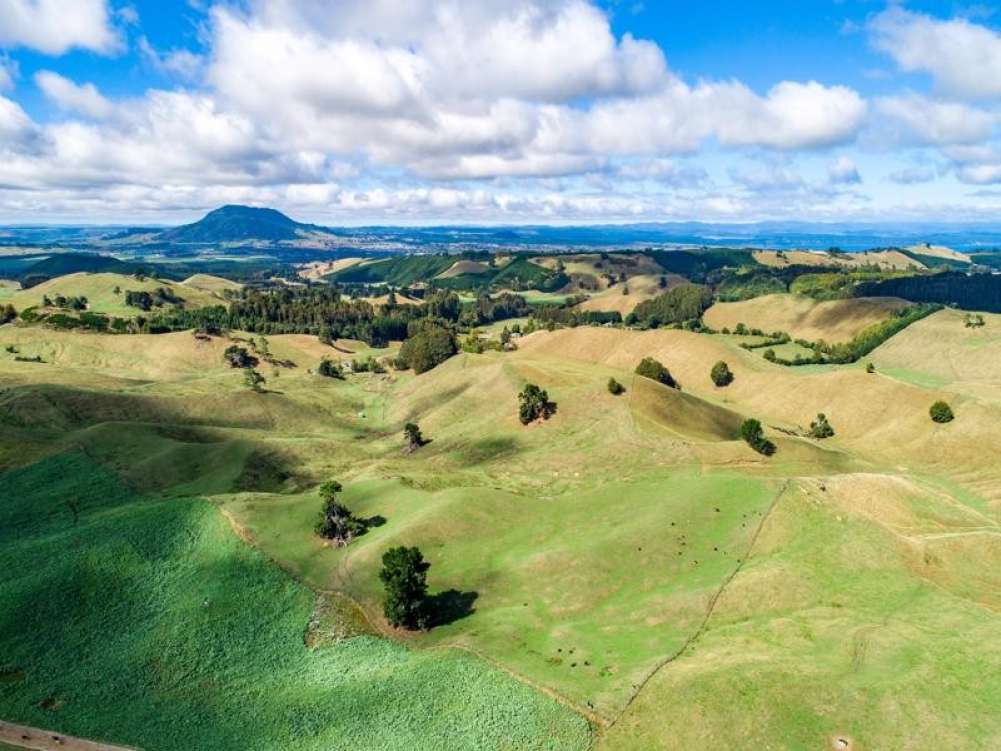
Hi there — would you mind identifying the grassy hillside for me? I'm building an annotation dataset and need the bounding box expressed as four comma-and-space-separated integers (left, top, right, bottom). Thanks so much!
9, 273, 228, 317
2, 293, 1000, 750
704, 294, 907, 343
0, 454, 589, 751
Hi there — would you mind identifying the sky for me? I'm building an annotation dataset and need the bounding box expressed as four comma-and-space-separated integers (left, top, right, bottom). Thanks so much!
2, 1, 1001, 225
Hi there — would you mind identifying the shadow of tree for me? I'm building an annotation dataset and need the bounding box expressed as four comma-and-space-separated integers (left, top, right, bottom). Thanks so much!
424, 589, 478, 627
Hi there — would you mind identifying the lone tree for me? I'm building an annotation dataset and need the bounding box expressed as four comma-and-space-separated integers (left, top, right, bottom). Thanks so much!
635, 357, 679, 389
710, 361, 734, 387
224, 344, 259, 369
607, 377, 625, 395
380, 546, 430, 630
314, 481, 366, 545
809, 413, 835, 439
518, 383, 556, 425
403, 422, 425, 452
317, 358, 344, 379
866, 362, 876, 374
930, 401, 955, 424
244, 368, 266, 392
740, 418, 776, 456
0, 304, 16, 325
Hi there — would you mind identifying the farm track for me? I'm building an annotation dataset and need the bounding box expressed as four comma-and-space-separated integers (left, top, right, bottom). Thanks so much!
0, 720, 140, 751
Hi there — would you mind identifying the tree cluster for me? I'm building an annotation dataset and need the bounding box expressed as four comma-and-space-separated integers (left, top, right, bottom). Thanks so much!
710, 361, 734, 387
635, 357, 679, 389
399, 326, 458, 374
740, 418, 776, 456
518, 383, 557, 424
808, 413, 835, 439
627, 284, 713, 328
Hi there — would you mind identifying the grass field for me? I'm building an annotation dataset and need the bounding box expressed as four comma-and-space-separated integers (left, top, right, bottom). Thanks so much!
704, 293, 908, 343
0, 453, 590, 751
2, 295, 1000, 749
7, 273, 229, 317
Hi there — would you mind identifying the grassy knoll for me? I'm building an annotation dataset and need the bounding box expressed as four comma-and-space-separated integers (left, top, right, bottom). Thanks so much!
0, 453, 590, 751
9, 273, 227, 317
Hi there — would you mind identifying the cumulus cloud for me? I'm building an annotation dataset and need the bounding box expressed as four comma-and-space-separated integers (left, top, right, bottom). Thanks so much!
0, 0, 118, 55
35, 71, 113, 119
875, 94, 999, 145
138, 37, 204, 81
870, 7, 1001, 100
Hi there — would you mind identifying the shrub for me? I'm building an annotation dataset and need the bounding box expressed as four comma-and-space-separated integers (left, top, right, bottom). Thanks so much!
866, 362, 876, 374
399, 326, 457, 374
763, 349, 777, 362
224, 345, 259, 369
710, 361, 734, 387
740, 418, 775, 456
808, 413, 835, 439
635, 357, 679, 389
518, 383, 557, 425
930, 401, 954, 423
380, 546, 430, 630
607, 377, 625, 395
317, 358, 344, 379
243, 368, 266, 392
0, 304, 17, 325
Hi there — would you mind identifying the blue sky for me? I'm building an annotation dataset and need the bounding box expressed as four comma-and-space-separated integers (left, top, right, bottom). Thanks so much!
1, 0, 1001, 224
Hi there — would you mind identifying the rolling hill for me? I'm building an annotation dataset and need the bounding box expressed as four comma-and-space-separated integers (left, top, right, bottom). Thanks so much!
156, 205, 334, 244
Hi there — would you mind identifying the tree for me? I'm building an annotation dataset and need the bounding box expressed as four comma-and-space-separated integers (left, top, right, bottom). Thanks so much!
518, 383, 556, 424
243, 368, 266, 392
866, 362, 876, 374
631, 285, 713, 328
404, 422, 424, 452
224, 344, 259, 369
710, 361, 734, 387
380, 546, 430, 630
317, 358, 344, 379
399, 326, 457, 374
0, 304, 16, 325
808, 413, 835, 439
314, 480, 367, 545
635, 357, 679, 389
740, 418, 775, 456
607, 377, 625, 395
930, 401, 955, 424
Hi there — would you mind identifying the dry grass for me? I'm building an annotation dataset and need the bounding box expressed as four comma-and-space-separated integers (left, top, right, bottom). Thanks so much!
753, 249, 924, 270
704, 293, 908, 343
436, 260, 491, 278
578, 274, 688, 315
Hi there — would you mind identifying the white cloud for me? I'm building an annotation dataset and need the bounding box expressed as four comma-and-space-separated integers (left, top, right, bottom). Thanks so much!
138, 37, 204, 81
875, 94, 999, 145
829, 156, 861, 184
0, 57, 16, 91
888, 166, 937, 185
870, 8, 1001, 100
35, 71, 113, 119
0, 0, 118, 55
0, 93, 33, 141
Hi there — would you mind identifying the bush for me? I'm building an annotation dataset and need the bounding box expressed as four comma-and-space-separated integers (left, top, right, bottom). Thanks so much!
317, 358, 344, 379
607, 377, 625, 395
808, 413, 835, 439
399, 326, 457, 374
224, 345, 259, 369
710, 361, 734, 387
635, 357, 679, 389
0, 304, 16, 325
929, 401, 955, 424
380, 546, 431, 630
518, 383, 557, 425
740, 418, 775, 456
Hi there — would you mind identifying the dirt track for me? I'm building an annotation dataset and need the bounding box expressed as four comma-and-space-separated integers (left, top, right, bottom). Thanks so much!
0, 721, 138, 751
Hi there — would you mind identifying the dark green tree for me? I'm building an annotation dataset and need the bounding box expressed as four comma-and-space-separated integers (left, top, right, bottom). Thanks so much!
607, 377, 625, 395
224, 345, 259, 369
314, 481, 367, 545
380, 546, 430, 630
399, 327, 457, 374
808, 413, 835, 439
518, 383, 556, 424
635, 357, 679, 389
710, 361, 734, 387
929, 401, 955, 423
0, 304, 16, 325
866, 362, 876, 374
404, 422, 424, 452
740, 418, 775, 456
317, 358, 344, 379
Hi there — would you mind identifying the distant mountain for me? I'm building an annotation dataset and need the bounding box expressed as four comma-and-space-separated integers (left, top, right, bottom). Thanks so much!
157, 205, 329, 244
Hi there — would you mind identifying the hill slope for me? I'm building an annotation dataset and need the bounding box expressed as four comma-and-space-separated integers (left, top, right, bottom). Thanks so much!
158, 205, 328, 244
